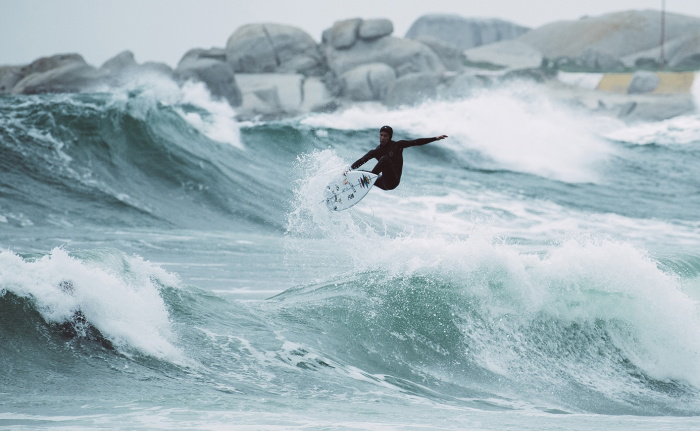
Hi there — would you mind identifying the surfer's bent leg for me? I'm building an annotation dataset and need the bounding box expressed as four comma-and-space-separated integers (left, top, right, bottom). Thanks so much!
372, 156, 399, 190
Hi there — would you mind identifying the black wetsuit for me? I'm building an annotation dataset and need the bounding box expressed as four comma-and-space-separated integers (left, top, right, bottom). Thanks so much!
351, 137, 439, 190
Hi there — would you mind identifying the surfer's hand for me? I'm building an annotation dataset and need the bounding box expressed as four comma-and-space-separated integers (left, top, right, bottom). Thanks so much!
435, 135, 448, 140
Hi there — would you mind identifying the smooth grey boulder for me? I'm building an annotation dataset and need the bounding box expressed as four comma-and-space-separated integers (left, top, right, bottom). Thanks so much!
176, 57, 242, 106
627, 70, 660, 94
384, 72, 440, 107
323, 34, 445, 78
226, 23, 324, 76
340, 63, 396, 101
406, 14, 530, 51
179, 47, 227, 64
235, 73, 304, 117
521, 10, 700, 62
464, 39, 543, 70
358, 19, 393, 40
414, 36, 465, 71
12, 62, 104, 94
138, 61, 173, 76
99, 51, 174, 86
322, 18, 362, 49
322, 18, 444, 78
20, 53, 87, 76
3, 53, 92, 93
300, 76, 336, 112
100, 50, 138, 73
8, 54, 104, 94
235, 73, 336, 117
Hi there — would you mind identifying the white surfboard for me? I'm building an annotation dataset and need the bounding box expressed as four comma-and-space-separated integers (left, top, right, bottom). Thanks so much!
324, 171, 378, 211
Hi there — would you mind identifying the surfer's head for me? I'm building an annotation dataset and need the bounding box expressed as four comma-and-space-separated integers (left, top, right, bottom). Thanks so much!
379, 125, 392, 144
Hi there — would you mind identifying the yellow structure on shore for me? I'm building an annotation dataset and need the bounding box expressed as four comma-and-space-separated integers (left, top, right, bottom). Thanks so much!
596, 72, 696, 94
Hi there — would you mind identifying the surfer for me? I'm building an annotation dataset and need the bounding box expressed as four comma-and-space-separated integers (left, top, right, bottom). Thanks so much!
350, 125, 447, 190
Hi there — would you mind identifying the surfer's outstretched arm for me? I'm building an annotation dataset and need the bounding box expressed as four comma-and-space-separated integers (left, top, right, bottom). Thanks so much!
400, 135, 448, 148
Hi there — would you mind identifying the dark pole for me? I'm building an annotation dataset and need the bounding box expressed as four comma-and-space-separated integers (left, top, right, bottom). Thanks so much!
660, 0, 666, 68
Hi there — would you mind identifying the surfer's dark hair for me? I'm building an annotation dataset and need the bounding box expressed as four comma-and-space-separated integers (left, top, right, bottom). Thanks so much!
380, 125, 393, 137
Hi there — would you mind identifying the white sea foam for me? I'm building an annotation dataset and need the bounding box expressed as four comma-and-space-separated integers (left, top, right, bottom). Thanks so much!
0, 248, 184, 361
604, 113, 700, 146
287, 149, 380, 241
175, 80, 244, 150
288, 147, 700, 266
287, 148, 700, 390
302, 83, 616, 183
346, 230, 700, 391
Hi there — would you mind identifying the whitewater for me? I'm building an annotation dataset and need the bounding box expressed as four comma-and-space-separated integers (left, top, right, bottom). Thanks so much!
1, 76, 700, 430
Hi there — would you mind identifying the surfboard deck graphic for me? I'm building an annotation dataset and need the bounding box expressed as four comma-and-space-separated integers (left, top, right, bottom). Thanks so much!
324, 171, 378, 211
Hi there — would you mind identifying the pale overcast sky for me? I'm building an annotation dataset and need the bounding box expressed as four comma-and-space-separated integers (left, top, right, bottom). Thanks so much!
2, 0, 698, 67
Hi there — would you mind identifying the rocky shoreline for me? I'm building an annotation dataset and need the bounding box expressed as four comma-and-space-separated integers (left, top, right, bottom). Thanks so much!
1, 9, 699, 122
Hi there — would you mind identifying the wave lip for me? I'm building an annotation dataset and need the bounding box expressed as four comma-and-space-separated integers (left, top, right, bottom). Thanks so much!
273, 234, 700, 415
0, 247, 183, 361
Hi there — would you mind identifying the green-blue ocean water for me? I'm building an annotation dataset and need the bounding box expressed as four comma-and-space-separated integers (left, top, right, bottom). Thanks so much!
1, 78, 700, 430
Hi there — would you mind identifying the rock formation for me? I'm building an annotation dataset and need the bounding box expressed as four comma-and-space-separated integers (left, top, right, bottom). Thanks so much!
1, 10, 698, 122
226, 23, 325, 76
520, 10, 700, 70
405, 14, 530, 50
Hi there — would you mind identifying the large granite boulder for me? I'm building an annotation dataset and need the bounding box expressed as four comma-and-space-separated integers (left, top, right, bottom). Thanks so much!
340, 63, 396, 101
235, 73, 335, 118
100, 50, 139, 73
1, 53, 91, 93
176, 48, 242, 106
412, 36, 466, 71
464, 39, 544, 70
101, 50, 174, 82
324, 18, 362, 49
20, 53, 87, 76
406, 14, 530, 51
333, 36, 445, 77
322, 18, 445, 79
12, 63, 103, 94
323, 18, 394, 48
179, 47, 227, 64
359, 19, 394, 40
11, 54, 104, 94
226, 23, 324, 76
520, 10, 700, 70
235, 73, 303, 117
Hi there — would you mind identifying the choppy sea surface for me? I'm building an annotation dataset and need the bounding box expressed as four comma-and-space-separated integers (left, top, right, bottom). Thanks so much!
2, 77, 700, 430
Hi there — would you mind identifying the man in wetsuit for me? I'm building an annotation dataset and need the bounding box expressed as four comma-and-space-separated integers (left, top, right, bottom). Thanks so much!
350, 125, 448, 190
